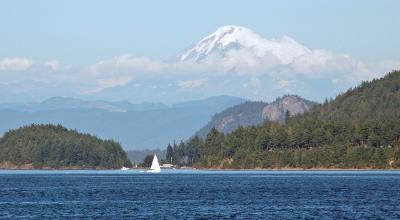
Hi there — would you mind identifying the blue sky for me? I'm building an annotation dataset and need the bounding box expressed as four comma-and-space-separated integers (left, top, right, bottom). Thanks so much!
0, 0, 399, 103
1, 0, 399, 64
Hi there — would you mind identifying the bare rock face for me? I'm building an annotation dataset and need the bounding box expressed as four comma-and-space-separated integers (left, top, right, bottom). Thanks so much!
262, 95, 313, 121
196, 95, 316, 137
215, 115, 235, 131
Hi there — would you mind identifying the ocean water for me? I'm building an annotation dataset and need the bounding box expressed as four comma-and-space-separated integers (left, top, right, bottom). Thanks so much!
0, 170, 399, 219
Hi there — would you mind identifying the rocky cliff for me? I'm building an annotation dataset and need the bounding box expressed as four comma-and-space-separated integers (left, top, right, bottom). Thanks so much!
196, 95, 316, 137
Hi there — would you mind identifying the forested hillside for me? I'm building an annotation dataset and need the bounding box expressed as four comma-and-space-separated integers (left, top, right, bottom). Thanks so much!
0, 124, 132, 169
167, 70, 400, 169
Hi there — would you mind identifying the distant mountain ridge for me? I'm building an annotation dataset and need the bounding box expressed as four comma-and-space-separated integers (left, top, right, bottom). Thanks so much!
0, 97, 168, 112
172, 95, 244, 108
196, 95, 316, 137
0, 96, 245, 150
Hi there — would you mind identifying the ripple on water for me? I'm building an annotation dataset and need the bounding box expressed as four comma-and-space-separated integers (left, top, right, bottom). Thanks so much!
0, 170, 399, 219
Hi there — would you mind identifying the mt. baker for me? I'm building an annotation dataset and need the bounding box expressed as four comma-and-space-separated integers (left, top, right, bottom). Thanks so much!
177, 25, 311, 64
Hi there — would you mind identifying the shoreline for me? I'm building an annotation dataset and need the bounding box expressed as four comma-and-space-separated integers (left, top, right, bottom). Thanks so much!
192, 168, 400, 171
1, 162, 399, 171
1, 167, 400, 171
0, 162, 115, 170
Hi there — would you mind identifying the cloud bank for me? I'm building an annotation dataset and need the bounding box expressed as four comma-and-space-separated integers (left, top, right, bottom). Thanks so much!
0, 27, 399, 103
0, 58, 33, 71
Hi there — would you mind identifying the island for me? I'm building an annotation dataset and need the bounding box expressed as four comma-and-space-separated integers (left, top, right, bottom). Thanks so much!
0, 124, 132, 169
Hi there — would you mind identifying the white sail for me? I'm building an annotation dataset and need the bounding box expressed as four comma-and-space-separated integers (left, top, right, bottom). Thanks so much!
148, 154, 161, 173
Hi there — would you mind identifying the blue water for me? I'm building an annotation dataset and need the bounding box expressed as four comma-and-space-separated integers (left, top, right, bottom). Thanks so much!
0, 170, 399, 219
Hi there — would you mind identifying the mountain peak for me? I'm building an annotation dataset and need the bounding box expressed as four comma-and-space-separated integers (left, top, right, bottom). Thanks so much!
212, 25, 251, 34
209, 25, 259, 42
177, 25, 311, 64
195, 95, 316, 137
261, 95, 316, 121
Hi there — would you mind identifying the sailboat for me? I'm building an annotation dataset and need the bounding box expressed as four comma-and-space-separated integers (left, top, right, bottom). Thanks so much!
147, 154, 161, 173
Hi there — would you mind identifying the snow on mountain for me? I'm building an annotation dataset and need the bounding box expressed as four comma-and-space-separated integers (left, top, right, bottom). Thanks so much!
178, 25, 311, 64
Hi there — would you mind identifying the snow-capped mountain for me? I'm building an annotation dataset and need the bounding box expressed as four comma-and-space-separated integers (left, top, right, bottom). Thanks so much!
178, 25, 311, 64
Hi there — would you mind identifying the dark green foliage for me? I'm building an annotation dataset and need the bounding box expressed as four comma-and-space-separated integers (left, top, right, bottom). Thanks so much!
166, 144, 174, 164
141, 154, 154, 168
0, 124, 132, 169
168, 70, 400, 169
126, 149, 165, 165
284, 110, 290, 126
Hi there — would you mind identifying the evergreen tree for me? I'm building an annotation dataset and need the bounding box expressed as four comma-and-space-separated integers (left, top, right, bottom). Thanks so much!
141, 154, 153, 168
166, 143, 174, 163
284, 110, 290, 126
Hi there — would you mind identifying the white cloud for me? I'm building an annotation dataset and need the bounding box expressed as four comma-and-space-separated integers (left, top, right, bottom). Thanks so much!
276, 80, 292, 93
0, 57, 33, 71
178, 78, 207, 89
87, 54, 165, 75
2, 52, 398, 103
83, 76, 133, 94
